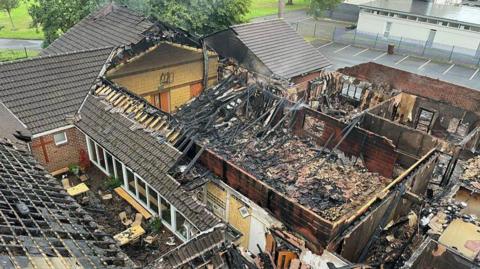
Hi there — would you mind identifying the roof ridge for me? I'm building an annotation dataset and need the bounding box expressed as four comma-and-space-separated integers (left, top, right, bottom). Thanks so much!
232, 18, 283, 29
0, 46, 114, 66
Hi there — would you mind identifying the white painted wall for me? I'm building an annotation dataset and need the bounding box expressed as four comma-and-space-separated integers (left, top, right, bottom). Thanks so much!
357, 11, 480, 50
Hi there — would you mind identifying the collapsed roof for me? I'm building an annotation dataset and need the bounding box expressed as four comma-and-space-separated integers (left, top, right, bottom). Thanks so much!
0, 139, 128, 268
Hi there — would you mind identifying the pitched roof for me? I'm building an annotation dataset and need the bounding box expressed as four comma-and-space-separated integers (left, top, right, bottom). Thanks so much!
0, 101, 29, 145
0, 139, 128, 268
0, 47, 113, 135
76, 92, 220, 231
42, 3, 153, 55
205, 19, 330, 79
154, 224, 227, 269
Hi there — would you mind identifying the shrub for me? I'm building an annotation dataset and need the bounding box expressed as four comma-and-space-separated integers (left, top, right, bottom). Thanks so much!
68, 163, 80, 175
149, 217, 163, 233
104, 176, 122, 190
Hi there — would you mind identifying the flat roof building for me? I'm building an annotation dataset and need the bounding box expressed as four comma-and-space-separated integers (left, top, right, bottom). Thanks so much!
357, 0, 480, 51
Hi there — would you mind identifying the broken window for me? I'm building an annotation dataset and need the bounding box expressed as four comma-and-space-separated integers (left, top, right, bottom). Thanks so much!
415, 108, 435, 132
341, 84, 362, 101
175, 210, 188, 240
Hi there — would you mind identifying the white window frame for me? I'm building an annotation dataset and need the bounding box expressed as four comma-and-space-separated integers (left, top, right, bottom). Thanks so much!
83, 133, 200, 242
53, 132, 68, 146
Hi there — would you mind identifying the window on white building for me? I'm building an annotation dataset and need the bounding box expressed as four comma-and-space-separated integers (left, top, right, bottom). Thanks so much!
53, 132, 68, 146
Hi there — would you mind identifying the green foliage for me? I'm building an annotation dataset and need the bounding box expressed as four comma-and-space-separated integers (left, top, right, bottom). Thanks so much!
0, 0, 20, 28
245, 0, 308, 20
28, 0, 99, 46
307, 0, 341, 18
0, 49, 39, 61
104, 176, 122, 190
148, 217, 163, 233
149, 0, 251, 35
68, 163, 80, 175
0, 0, 43, 39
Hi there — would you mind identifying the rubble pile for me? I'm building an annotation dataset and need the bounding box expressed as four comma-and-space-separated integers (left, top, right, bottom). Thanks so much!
174, 77, 391, 221
462, 156, 480, 184
420, 198, 479, 236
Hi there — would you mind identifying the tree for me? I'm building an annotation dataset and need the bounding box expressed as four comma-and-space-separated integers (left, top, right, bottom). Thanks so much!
28, 0, 99, 46
149, 0, 251, 35
286, 0, 293, 5
308, 0, 341, 18
0, 0, 19, 29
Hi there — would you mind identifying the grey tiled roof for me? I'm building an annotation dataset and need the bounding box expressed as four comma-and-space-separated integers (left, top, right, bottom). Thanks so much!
0, 48, 113, 135
42, 3, 153, 55
231, 19, 331, 78
153, 224, 227, 269
76, 94, 220, 231
0, 140, 128, 268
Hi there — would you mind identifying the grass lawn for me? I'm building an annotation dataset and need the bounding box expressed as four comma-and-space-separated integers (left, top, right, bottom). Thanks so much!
0, 1, 43, 40
245, 0, 309, 20
0, 49, 39, 62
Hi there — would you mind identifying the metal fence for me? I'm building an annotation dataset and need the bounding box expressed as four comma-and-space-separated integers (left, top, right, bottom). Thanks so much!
288, 19, 480, 67
0, 47, 34, 62
333, 28, 480, 67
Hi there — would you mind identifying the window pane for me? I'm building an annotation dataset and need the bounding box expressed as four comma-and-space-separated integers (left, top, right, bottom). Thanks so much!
106, 153, 114, 176
53, 132, 67, 145
160, 198, 171, 225
97, 146, 106, 170
114, 160, 124, 182
88, 138, 97, 163
147, 187, 159, 214
126, 169, 135, 193
175, 211, 188, 239
137, 177, 147, 204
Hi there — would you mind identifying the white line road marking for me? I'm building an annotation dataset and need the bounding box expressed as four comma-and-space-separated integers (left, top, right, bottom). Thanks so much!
318, 42, 333, 48
469, 68, 479, 80
353, 48, 369, 56
395, 55, 409, 65
417, 59, 431, 70
442, 64, 455, 75
334, 44, 351, 53
372, 52, 387, 61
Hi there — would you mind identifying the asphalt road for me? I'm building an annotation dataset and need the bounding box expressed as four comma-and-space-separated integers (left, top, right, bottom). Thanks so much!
313, 41, 480, 91
0, 38, 42, 50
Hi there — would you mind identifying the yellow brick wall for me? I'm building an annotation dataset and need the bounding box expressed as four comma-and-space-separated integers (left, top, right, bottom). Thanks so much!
170, 85, 191, 111
206, 182, 252, 248
228, 195, 252, 249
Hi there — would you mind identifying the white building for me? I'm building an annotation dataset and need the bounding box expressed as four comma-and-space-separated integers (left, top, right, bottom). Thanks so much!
357, 0, 480, 51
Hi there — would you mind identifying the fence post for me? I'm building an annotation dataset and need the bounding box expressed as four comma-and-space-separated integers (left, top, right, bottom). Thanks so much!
448, 45, 455, 62
295, 22, 299, 31
314, 22, 317, 37
477, 56, 480, 67
353, 30, 357, 45
24, 47, 28, 58
332, 26, 336, 42
398, 37, 403, 53
422, 40, 428, 56
373, 33, 379, 48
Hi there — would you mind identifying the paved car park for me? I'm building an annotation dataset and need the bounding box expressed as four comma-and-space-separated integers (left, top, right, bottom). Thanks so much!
314, 41, 480, 90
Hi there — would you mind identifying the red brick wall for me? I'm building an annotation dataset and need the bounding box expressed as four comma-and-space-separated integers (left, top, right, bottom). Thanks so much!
199, 149, 333, 253
339, 62, 480, 112
30, 127, 87, 173
296, 108, 398, 178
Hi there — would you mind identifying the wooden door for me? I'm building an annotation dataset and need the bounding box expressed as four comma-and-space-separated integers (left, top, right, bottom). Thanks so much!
190, 82, 203, 98
160, 91, 170, 113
